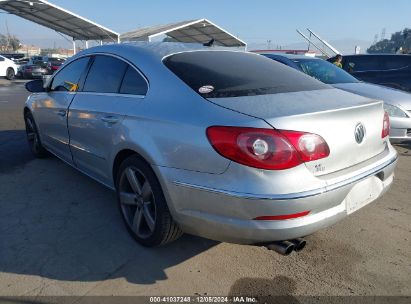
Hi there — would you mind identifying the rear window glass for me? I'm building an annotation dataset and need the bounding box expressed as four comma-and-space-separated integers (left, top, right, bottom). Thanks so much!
119, 66, 148, 95
293, 59, 359, 84
163, 51, 329, 98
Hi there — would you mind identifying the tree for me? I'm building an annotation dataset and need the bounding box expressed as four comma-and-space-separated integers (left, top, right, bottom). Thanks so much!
367, 28, 411, 54
9, 35, 21, 51
0, 33, 21, 52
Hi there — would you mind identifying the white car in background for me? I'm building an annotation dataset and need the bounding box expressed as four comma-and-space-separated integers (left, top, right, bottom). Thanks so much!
0, 54, 18, 80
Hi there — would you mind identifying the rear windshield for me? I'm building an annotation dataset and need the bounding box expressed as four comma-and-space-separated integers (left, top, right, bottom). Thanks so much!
292, 58, 359, 84
163, 51, 329, 98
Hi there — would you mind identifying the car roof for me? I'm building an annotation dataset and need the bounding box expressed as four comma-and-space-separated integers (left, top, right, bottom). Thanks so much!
80, 42, 241, 60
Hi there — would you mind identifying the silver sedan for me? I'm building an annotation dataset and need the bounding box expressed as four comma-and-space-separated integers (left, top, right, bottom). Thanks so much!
24, 42, 397, 254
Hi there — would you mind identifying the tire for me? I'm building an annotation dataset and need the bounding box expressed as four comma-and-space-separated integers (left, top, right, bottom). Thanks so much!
24, 112, 48, 158
6, 68, 15, 80
116, 155, 182, 247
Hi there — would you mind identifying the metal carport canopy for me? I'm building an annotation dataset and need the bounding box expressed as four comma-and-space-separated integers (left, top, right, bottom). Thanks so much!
120, 18, 246, 47
0, 0, 119, 42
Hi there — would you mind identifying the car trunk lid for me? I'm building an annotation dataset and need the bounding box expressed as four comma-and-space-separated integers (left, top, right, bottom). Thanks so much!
208, 88, 387, 176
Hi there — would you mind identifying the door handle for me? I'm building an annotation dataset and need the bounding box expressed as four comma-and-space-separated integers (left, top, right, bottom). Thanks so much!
57, 110, 66, 117
101, 116, 119, 125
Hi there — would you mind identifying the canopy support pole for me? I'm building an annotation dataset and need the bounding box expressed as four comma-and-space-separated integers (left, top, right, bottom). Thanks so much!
73, 40, 77, 55
85, 40, 89, 49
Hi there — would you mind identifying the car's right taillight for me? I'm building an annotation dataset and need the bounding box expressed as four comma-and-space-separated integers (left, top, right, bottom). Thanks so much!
206, 126, 330, 170
382, 111, 390, 138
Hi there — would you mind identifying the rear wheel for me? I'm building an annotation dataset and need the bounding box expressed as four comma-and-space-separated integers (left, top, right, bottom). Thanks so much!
116, 155, 182, 247
24, 112, 48, 158
6, 68, 15, 80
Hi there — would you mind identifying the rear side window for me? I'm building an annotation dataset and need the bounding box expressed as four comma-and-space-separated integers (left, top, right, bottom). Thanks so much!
50, 57, 90, 92
163, 51, 328, 98
120, 66, 148, 95
83, 55, 127, 93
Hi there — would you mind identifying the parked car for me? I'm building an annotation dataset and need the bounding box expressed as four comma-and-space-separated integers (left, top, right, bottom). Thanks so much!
327, 54, 411, 93
0, 54, 18, 80
263, 53, 411, 143
23, 43, 397, 254
15, 58, 29, 78
0, 53, 25, 61
21, 62, 48, 79
46, 58, 65, 75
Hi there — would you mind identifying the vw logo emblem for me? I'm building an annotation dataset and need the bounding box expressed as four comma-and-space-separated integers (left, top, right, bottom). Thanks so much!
355, 123, 366, 144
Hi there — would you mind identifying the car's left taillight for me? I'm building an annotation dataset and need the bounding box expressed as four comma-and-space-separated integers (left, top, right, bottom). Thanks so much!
206, 126, 330, 170
382, 111, 390, 138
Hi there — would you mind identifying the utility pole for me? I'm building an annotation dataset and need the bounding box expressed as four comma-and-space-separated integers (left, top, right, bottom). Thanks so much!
380, 28, 386, 41
5, 19, 10, 51
373, 34, 379, 45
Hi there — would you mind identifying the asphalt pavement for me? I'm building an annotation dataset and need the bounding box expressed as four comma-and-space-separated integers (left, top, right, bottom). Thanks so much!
0, 82, 410, 300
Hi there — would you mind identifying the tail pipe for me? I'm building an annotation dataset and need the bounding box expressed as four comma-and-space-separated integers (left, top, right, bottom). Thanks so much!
289, 238, 306, 252
264, 238, 307, 255
265, 241, 295, 256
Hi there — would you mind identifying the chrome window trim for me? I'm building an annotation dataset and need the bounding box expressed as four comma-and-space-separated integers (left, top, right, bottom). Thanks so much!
75, 91, 145, 99
173, 154, 398, 201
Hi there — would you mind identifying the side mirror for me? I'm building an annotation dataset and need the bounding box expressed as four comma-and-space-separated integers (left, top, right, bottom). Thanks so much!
25, 79, 45, 93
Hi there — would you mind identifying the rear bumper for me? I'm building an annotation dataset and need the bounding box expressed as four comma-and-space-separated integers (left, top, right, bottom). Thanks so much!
389, 116, 411, 142
157, 145, 398, 244
390, 128, 411, 143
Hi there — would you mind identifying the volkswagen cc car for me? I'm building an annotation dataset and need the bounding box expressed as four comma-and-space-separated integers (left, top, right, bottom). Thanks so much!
262, 53, 411, 143
23, 42, 397, 253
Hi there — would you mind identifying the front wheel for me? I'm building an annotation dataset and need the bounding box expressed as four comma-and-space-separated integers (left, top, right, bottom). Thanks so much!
6, 68, 15, 80
116, 155, 182, 247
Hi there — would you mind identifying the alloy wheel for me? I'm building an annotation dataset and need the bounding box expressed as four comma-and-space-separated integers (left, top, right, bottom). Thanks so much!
118, 167, 156, 239
25, 116, 40, 153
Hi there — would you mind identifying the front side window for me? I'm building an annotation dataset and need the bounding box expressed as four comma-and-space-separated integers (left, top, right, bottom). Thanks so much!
293, 59, 359, 84
83, 55, 127, 93
50, 57, 90, 92
163, 51, 328, 98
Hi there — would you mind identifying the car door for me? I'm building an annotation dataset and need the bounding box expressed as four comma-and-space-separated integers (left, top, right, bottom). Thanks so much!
68, 54, 148, 186
35, 56, 90, 164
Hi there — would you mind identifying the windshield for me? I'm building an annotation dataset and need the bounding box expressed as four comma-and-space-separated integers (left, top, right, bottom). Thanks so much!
163, 51, 329, 98
292, 59, 359, 84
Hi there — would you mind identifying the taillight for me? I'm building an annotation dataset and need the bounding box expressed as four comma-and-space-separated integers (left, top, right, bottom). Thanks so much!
382, 111, 390, 138
206, 126, 330, 170
279, 130, 330, 162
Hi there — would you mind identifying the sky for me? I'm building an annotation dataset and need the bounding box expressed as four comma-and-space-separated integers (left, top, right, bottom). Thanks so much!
0, 0, 410, 51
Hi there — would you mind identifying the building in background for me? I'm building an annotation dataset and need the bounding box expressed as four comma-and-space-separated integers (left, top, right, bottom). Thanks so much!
17, 44, 41, 57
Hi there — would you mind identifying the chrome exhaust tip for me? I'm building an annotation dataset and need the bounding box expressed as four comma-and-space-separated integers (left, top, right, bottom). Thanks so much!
265, 241, 295, 256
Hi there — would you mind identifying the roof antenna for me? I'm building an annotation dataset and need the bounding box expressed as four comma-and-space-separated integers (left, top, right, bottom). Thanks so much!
203, 38, 214, 47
